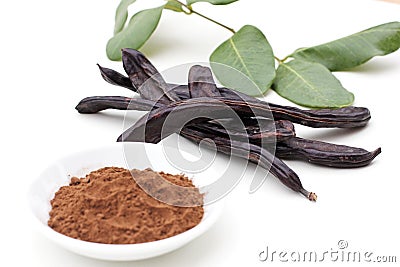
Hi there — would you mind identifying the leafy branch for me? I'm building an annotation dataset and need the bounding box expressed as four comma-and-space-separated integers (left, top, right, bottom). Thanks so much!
106, 0, 400, 108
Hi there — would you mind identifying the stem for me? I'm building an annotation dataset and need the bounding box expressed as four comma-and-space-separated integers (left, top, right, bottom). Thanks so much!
275, 55, 291, 64
190, 9, 236, 34
172, 0, 236, 34
274, 56, 283, 64
281, 55, 290, 62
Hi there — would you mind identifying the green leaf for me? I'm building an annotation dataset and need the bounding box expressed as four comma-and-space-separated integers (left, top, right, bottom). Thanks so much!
187, 0, 238, 5
290, 21, 400, 71
114, 0, 137, 35
209, 25, 275, 96
164, 1, 184, 12
272, 60, 354, 108
106, 6, 164, 61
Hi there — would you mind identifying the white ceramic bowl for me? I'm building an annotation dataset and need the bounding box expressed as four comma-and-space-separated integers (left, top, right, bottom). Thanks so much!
28, 142, 224, 261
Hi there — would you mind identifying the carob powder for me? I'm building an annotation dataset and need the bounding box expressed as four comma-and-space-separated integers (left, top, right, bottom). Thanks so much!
48, 167, 204, 244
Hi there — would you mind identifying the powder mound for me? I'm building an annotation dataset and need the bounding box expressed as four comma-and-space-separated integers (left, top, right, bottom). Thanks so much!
48, 167, 204, 244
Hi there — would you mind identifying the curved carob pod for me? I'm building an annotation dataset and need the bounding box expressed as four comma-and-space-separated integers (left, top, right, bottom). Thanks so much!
178, 79, 371, 128
118, 96, 369, 143
195, 117, 380, 168
181, 126, 317, 201
221, 116, 380, 167
75, 96, 161, 114
76, 91, 371, 129
276, 137, 381, 168
74, 96, 292, 143
117, 96, 372, 143
74, 96, 294, 143
265, 103, 370, 128
216, 88, 371, 128
121, 48, 180, 104
116, 97, 275, 143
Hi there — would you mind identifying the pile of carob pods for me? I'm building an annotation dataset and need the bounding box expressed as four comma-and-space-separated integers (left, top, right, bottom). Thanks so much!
76, 48, 381, 201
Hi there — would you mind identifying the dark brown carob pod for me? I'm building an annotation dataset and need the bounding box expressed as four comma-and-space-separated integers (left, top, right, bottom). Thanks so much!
75, 96, 161, 114
181, 126, 317, 201
121, 48, 180, 103
97, 64, 136, 91
74, 96, 294, 143
116, 97, 270, 143
117, 96, 370, 143
188, 65, 221, 98
276, 137, 381, 168
217, 88, 371, 128
199, 119, 295, 143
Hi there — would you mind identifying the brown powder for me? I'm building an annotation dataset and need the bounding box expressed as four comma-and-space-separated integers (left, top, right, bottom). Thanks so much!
48, 167, 204, 244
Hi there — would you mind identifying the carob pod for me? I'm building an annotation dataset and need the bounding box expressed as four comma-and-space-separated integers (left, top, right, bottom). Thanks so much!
116, 97, 273, 143
209, 118, 295, 137
115, 96, 372, 143
75, 96, 161, 114
121, 48, 180, 104
97, 64, 137, 91
74, 96, 293, 143
188, 65, 221, 98
201, 119, 295, 143
181, 126, 317, 201
186, 66, 292, 143
265, 103, 370, 129
216, 87, 371, 128
76, 91, 371, 129
118, 95, 370, 143
215, 117, 380, 168
276, 137, 381, 168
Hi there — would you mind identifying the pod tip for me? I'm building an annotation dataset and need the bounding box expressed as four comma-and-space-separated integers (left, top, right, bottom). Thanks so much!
308, 192, 317, 202
373, 147, 382, 158
300, 189, 317, 202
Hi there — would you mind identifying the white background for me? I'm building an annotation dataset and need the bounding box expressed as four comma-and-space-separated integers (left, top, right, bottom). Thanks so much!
1, 0, 399, 266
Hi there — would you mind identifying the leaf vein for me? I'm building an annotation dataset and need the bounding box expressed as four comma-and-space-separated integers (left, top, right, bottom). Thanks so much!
229, 39, 254, 80
281, 63, 333, 104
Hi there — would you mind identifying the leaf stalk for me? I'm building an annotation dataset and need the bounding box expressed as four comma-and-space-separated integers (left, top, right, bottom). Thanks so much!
171, 0, 236, 34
